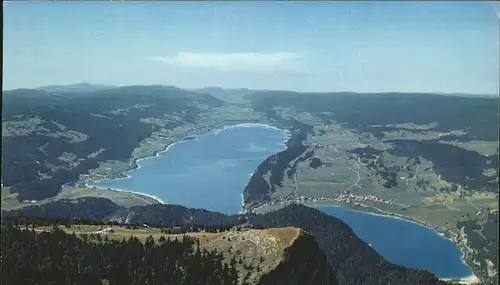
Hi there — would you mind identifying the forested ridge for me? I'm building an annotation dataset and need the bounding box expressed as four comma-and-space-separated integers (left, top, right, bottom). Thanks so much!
456, 212, 499, 285
257, 232, 338, 285
2, 198, 452, 285
243, 117, 313, 209
1, 216, 339, 285
1, 223, 241, 285
387, 139, 498, 192
248, 205, 450, 285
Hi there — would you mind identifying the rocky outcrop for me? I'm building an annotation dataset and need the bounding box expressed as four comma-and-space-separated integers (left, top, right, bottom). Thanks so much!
249, 204, 449, 285
257, 229, 338, 285
192, 227, 338, 285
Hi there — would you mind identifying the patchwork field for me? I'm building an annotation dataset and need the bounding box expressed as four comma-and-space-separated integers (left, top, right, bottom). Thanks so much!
285, 121, 499, 230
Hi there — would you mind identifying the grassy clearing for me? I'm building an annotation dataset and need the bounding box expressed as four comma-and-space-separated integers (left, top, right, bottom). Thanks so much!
403, 205, 473, 230
1, 187, 25, 211
423, 193, 460, 204
422, 192, 498, 212
439, 140, 499, 156
55, 187, 153, 208
468, 192, 499, 201
264, 227, 302, 247
197, 105, 269, 126
44, 224, 301, 251
1, 187, 12, 197
2, 117, 45, 137
369, 122, 439, 130
482, 168, 497, 177
38, 224, 218, 243
415, 192, 498, 230
36, 224, 303, 285
465, 193, 499, 210
1, 186, 153, 212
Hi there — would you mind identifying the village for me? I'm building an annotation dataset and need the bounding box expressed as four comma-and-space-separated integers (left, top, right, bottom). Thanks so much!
253, 190, 394, 213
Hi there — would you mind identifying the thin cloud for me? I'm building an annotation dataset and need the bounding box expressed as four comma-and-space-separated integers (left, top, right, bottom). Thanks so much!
489, 1, 500, 19
144, 52, 302, 71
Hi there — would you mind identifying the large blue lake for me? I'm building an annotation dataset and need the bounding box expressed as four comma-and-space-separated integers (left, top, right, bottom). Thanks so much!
89, 124, 290, 213
90, 124, 472, 279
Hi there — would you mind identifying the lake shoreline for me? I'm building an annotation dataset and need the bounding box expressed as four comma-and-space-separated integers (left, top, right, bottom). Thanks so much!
440, 274, 481, 285
309, 201, 477, 282
84, 122, 290, 211
86, 185, 166, 205
253, 200, 475, 280
84, 138, 196, 204
340, 203, 480, 283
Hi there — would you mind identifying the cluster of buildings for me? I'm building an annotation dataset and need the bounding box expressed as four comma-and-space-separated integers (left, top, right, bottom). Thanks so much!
257, 191, 393, 211
253, 188, 396, 214
334, 192, 394, 205
257, 194, 331, 210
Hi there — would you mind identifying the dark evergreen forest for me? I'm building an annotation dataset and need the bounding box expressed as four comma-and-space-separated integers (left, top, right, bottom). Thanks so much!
1, 223, 240, 285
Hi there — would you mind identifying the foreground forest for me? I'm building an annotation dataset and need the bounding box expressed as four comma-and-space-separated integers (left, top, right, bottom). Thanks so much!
1, 223, 241, 285
2, 198, 450, 285
1, 217, 338, 285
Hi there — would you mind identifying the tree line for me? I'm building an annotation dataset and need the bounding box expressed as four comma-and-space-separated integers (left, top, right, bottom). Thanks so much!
1, 223, 242, 285
1, 215, 265, 234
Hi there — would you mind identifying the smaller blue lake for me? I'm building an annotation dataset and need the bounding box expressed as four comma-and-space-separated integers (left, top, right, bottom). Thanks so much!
316, 206, 473, 279
88, 124, 290, 214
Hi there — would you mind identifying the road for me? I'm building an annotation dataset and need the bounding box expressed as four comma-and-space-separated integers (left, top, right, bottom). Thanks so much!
341, 160, 362, 193
405, 164, 420, 186
33, 227, 113, 235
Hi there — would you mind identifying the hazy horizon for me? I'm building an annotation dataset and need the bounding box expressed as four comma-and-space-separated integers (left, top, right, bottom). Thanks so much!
4, 81, 498, 98
4, 1, 499, 95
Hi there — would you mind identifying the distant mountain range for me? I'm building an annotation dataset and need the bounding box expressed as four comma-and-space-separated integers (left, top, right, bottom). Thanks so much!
4, 82, 491, 98
36, 82, 115, 93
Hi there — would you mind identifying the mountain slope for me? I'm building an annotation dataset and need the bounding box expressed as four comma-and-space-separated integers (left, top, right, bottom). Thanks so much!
257, 228, 338, 285
2, 198, 450, 285
249, 204, 449, 285
2, 216, 338, 285
177, 227, 337, 285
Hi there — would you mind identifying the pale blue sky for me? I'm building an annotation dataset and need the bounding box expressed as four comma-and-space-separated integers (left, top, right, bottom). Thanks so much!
3, 1, 499, 94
